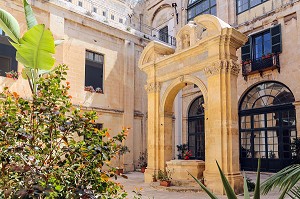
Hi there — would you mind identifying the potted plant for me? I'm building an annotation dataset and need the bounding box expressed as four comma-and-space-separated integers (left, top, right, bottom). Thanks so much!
265, 53, 272, 59
152, 172, 157, 182
116, 145, 130, 175
176, 144, 188, 159
262, 54, 266, 60
157, 169, 172, 187
84, 86, 95, 92
95, 87, 103, 93
5, 70, 19, 79
138, 151, 147, 173
183, 150, 192, 160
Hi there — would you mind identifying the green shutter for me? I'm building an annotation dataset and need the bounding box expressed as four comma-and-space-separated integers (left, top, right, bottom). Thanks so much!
241, 37, 250, 61
271, 24, 282, 53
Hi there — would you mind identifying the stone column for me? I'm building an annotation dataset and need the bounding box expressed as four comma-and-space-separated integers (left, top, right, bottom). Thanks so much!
144, 82, 160, 182
204, 60, 243, 194
123, 40, 135, 171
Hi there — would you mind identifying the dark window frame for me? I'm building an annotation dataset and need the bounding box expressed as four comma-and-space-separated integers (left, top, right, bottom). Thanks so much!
241, 24, 282, 62
236, 0, 269, 14
188, 95, 205, 160
78, 1, 82, 7
0, 31, 18, 77
85, 50, 104, 93
187, 0, 217, 22
239, 81, 297, 172
159, 26, 169, 44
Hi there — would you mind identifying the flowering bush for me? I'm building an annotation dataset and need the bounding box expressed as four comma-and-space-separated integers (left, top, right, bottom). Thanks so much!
0, 65, 128, 198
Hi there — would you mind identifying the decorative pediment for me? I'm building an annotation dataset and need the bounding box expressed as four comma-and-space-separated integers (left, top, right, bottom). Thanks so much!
138, 41, 175, 68
176, 21, 207, 51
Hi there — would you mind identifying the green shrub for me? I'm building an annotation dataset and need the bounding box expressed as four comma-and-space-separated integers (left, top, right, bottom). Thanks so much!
0, 65, 128, 198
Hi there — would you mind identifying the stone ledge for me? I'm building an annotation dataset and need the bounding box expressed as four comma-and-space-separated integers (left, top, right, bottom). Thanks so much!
150, 182, 203, 193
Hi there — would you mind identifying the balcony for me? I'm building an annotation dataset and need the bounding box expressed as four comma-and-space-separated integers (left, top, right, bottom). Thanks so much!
242, 54, 280, 80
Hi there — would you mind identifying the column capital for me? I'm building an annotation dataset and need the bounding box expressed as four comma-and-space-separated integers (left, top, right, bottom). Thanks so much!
204, 60, 240, 77
145, 82, 161, 93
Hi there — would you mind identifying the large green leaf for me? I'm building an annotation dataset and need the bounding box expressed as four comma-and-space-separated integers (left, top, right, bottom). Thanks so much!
253, 158, 260, 199
11, 24, 55, 70
23, 0, 38, 29
188, 172, 218, 199
216, 161, 238, 199
0, 8, 20, 43
243, 172, 250, 199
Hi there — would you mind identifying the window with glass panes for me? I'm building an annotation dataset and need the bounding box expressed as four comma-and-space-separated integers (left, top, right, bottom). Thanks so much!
187, 0, 216, 22
0, 28, 18, 77
85, 51, 104, 92
241, 25, 281, 62
239, 81, 297, 172
237, 0, 269, 14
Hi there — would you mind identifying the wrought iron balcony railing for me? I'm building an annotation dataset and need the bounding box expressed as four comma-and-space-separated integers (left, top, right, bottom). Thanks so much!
242, 54, 280, 79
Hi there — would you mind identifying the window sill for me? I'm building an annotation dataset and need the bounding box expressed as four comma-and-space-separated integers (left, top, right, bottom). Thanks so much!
242, 54, 280, 80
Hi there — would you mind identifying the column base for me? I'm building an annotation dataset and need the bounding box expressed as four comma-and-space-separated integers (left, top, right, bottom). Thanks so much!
144, 168, 156, 183
204, 171, 244, 195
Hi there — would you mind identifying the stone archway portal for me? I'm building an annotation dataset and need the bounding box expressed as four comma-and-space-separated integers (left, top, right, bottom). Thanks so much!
138, 15, 248, 194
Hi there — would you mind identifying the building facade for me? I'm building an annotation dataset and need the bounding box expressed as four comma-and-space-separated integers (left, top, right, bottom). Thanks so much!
0, 0, 149, 171
134, 0, 300, 176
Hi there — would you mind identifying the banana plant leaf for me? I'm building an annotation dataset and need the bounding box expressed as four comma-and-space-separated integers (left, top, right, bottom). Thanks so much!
0, 8, 20, 43
11, 24, 55, 71
23, 0, 38, 29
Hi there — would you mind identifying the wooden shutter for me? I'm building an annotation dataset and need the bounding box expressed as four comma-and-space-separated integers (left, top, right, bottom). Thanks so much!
271, 24, 282, 53
241, 37, 251, 61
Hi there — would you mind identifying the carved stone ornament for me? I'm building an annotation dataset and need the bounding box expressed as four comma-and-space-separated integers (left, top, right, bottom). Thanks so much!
204, 60, 240, 77
145, 82, 161, 93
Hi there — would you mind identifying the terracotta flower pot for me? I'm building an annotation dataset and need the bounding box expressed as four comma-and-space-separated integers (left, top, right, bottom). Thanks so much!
6, 74, 13, 78
141, 166, 146, 173
160, 180, 171, 187
115, 168, 123, 175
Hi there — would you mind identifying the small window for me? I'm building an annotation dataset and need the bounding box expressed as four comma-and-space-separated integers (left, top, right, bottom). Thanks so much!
78, 1, 82, 7
237, 0, 269, 14
119, 18, 123, 23
187, 0, 216, 21
68, 0, 72, 2
93, 7, 97, 13
241, 25, 282, 62
111, 14, 114, 20
85, 50, 104, 92
159, 26, 169, 43
103, 11, 106, 16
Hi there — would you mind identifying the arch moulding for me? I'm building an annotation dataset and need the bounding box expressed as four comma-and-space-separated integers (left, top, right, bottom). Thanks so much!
139, 14, 248, 195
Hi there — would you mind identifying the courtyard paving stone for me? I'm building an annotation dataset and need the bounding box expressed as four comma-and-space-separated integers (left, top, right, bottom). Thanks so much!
115, 172, 285, 199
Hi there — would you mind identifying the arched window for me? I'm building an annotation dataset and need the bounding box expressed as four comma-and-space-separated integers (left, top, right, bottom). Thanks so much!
239, 81, 297, 172
187, 0, 216, 22
188, 96, 205, 160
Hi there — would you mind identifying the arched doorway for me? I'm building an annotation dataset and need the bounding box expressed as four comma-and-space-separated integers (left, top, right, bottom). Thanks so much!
239, 81, 297, 172
188, 96, 205, 160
